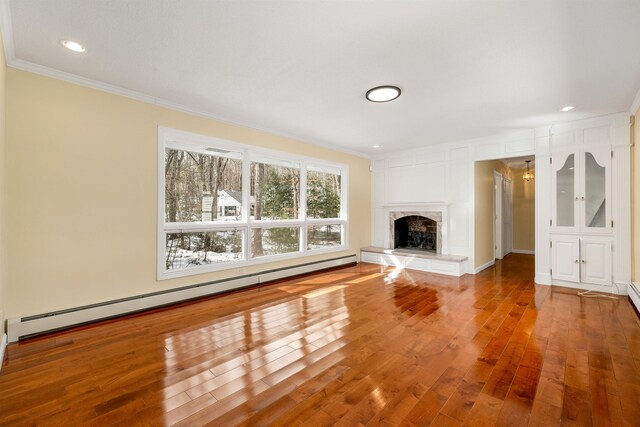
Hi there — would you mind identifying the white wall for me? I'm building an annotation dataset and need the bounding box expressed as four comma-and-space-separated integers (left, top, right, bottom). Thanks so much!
371, 112, 630, 283
371, 130, 535, 273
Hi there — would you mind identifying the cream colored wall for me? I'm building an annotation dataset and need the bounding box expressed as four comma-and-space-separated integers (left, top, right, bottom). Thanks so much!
512, 167, 535, 251
0, 34, 6, 337
474, 160, 512, 268
5, 68, 371, 318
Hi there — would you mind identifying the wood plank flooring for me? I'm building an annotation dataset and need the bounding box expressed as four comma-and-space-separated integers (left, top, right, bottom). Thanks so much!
1, 254, 639, 426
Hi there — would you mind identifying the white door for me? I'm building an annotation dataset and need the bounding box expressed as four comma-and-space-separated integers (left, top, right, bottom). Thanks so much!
551, 236, 580, 283
494, 172, 503, 260
502, 178, 513, 256
580, 239, 611, 286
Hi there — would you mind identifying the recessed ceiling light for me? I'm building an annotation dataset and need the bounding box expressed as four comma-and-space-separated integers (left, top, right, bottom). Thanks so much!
61, 40, 87, 53
373, 145, 380, 149
366, 86, 401, 103
561, 105, 574, 112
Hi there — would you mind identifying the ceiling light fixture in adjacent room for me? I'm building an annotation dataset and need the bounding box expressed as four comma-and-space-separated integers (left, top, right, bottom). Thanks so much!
61, 40, 87, 53
523, 160, 534, 181
366, 86, 401, 103
561, 105, 575, 112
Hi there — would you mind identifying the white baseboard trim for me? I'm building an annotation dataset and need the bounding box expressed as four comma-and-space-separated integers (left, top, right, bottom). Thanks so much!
7, 255, 357, 343
535, 275, 628, 296
535, 273, 551, 285
0, 333, 7, 372
613, 281, 629, 296
512, 249, 535, 255
543, 279, 628, 295
474, 260, 495, 274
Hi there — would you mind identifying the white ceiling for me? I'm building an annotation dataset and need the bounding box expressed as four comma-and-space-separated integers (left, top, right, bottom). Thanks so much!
4, 1, 640, 157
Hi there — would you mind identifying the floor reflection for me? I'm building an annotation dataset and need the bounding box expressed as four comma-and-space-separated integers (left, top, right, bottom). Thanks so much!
9, 254, 636, 425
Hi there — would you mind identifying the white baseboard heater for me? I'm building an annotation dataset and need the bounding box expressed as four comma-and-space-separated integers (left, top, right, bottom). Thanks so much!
7, 254, 357, 343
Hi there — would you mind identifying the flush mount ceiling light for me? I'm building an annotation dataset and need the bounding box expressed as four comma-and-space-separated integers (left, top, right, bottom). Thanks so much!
372, 145, 380, 149
561, 105, 575, 112
366, 86, 401, 103
523, 160, 534, 181
61, 40, 87, 53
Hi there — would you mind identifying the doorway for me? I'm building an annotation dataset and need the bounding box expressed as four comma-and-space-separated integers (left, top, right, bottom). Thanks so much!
474, 156, 535, 273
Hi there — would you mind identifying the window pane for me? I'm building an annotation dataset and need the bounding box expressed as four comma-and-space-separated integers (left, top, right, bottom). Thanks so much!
307, 168, 341, 219
251, 227, 300, 258
250, 162, 300, 220
307, 224, 342, 250
166, 230, 243, 270
556, 153, 574, 227
584, 152, 606, 228
165, 149, 242, 223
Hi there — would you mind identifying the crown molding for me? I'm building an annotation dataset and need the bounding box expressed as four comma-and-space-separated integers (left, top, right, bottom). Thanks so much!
8, 59, 371, 160
630, 86, 640, 115
0, 0, 15, 62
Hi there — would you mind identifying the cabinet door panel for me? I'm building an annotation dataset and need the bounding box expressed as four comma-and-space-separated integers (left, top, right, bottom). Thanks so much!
551, 237, 580, 283
551, 151, 579, 232
581, 147, 611, 232
580, 239, 611, 286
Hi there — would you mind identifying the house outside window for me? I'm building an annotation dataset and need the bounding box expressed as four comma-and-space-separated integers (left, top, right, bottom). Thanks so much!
158, 127, 348, 279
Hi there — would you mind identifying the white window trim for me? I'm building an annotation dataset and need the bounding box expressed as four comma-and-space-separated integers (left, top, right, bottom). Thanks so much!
158, 126, 349, 280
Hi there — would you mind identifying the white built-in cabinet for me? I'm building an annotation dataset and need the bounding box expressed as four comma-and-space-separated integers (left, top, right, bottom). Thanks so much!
535, 113, 630, 295
550, 146, 611, 233
548, 126, 620, 290
551, 236, 612, 286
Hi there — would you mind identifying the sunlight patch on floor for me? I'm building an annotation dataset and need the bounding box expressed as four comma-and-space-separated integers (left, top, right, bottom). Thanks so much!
303, 285, 347, 299
297, 273, 357, 285
346, 273, 384, 284
277, 285, 314, 293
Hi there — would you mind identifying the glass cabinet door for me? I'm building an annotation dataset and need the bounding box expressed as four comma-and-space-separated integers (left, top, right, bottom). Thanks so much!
556, 153, 575, 227
583, 149, 609, 230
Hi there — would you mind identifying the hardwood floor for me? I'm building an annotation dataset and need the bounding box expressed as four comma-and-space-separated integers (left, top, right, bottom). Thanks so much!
1, 254, 639, 426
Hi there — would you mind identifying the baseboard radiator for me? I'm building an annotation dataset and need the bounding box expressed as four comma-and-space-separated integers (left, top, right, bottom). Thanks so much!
630, 282, 640, 316
7, 254, 357, 343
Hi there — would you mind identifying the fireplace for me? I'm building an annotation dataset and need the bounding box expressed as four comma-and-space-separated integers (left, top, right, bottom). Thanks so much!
394, 216, 437, 252
388, 210, 443, 254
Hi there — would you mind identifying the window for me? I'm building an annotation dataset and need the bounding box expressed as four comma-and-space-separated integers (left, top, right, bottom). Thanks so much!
164, 148, 242, 223
306, 165, 341, 219
307, 224, 343, 250
251, 226, 301, 258
251, 159, 300, 220
158, 128, 348, 279
166, 230, 244, 270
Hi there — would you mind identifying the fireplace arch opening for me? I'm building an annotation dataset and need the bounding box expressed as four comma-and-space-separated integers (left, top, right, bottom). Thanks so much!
394, 215, 437, 252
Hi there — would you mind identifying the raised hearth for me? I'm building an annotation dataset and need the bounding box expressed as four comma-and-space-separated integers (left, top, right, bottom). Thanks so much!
360, 246, 467, 277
